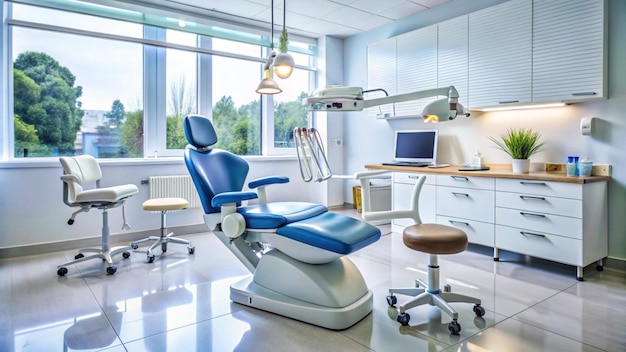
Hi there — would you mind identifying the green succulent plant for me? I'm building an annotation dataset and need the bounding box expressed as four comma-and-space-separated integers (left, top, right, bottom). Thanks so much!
279, 28, 289, 53
489, 128, 545, 160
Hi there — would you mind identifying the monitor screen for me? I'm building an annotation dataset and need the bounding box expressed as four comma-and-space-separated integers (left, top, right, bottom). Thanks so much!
393, 129, 438, 164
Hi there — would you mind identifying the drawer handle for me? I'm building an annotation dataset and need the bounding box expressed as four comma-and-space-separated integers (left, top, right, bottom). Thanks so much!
451, 176, 469, 181
520, 211, 546, 218
498, 100, 519, 104
519, 181, 547, 186
408, 175, 420, 179
520, 231, 546, 238
571, 92, 597, 96
519, 195, 546, 201
449, 220, 470, 227
452, 192, 470, 197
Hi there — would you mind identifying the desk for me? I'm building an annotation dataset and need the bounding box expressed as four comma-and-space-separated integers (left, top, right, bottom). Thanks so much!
365, 164, 609, 280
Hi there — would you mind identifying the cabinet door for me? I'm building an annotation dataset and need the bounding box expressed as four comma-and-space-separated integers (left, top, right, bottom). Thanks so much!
367, 38, 396, 119
532, 0, 606, 102
468, 0, 532, 108
395, 25, 438, 117
438, 15, 468, 109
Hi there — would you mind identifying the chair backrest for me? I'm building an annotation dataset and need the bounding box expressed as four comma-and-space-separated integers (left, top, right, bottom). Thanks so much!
59, 155, 102, 203
183, 114, 250, 214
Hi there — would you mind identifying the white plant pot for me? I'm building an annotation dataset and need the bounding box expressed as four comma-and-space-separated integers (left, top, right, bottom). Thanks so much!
512, 159, 530, 173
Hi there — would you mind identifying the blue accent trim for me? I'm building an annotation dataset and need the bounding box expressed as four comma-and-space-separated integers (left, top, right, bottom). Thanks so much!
428, 289, 441, 294
212, 191, 258, 207
248, 176, 289, 189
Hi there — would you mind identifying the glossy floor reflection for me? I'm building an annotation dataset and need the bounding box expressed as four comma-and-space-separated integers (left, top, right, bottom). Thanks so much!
2, 208, 625, 351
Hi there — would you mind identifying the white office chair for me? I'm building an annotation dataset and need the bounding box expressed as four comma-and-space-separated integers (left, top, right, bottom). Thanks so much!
57, 155, 139, 276
356, 171, 484, 334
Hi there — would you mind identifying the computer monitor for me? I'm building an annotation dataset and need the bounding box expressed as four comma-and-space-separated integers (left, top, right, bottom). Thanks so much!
393, 129, 439, 164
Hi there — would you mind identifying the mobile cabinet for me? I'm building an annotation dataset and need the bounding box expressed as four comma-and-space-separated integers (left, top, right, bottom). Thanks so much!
435, 175, 495, 247
494, 179, 608, 280
391, 172, 436, 233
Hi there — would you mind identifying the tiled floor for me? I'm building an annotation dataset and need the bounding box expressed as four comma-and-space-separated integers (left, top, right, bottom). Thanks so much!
2, 209, 625, 351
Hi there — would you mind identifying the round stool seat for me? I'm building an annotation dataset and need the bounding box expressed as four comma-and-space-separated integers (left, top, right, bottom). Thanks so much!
403, 224, 468, 255
143, 197, 189, 212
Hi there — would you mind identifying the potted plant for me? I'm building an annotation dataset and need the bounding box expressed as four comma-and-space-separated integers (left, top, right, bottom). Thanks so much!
489, 128, 545, 173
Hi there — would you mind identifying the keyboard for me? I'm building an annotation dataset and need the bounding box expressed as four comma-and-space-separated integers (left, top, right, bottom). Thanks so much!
382, 162, 431, 167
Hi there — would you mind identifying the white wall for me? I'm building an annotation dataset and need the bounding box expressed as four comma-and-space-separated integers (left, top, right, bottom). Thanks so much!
0, 158, 312, 249
341, 0, 626, 262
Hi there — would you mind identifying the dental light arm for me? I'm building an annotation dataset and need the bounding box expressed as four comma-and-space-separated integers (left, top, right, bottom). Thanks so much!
303, 85, 469, 122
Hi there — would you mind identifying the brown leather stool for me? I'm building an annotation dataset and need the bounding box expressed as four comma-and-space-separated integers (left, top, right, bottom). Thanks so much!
130, 198, 195, 263
386, 223, 485, 334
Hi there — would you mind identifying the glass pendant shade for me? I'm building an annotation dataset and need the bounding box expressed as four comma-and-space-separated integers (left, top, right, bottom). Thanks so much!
273, 52, 295, 79
256, 69, 282, 94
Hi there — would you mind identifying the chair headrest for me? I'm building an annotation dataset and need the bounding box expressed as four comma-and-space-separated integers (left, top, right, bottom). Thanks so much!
184, 114, 218, 148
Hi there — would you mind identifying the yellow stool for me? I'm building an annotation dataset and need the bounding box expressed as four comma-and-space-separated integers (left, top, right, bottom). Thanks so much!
131, 197, 195, 263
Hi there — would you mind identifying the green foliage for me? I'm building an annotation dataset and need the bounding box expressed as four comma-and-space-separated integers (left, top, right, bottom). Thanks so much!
167, 115, 187, 149
279, 29, 289, 53
489, 128, 545, 160
13, 51, 83, 156
14, 115, 39, 143
121, 110, 144, 157
104, 100, 126, 128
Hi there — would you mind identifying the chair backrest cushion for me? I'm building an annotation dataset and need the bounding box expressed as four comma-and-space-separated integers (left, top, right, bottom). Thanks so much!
59, 155, 103, 202
183, 114, 250, 214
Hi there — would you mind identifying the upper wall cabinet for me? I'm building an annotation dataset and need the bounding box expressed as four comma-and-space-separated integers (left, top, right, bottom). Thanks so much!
532, 0, 606, 103
395, 24, 438, 117
468, 0, 532, 109
366, 38, 396, 119
438, 15, 469, 109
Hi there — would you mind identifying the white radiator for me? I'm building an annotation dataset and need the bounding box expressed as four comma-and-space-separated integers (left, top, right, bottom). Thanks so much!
149, 175, 202, 209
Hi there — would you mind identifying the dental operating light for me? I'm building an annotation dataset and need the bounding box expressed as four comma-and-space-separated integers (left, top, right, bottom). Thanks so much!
256, 0, 282, 95
303, 85, 470, 122
273, 0, 295, 79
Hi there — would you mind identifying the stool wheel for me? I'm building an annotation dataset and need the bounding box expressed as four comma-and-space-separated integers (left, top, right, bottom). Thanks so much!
122, 252, 131, 259
386, 295, 397, 306
396, 313, 410, 326
188, 247, 196, 255
106, 266, 117, 275
448, 320, 461, 335
473, 304, 485, 317
57, 267, 68, 276
147, 255, 156, 263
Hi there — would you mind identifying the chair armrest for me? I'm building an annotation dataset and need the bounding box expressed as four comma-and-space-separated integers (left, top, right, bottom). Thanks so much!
211, 191, 258, 207
248, 176, 289, 189
248, 176, 289, 204
60, 174, 80, 184
353, 170, 391, 181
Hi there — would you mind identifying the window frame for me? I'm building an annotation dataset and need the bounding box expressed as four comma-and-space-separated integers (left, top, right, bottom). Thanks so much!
1, 0, 317, 161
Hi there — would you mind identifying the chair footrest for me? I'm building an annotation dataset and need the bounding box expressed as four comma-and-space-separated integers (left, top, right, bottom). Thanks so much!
276, 212, 381, 255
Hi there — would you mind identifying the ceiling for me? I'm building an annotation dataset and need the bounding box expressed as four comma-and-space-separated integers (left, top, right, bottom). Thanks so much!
155, 0, 453, 38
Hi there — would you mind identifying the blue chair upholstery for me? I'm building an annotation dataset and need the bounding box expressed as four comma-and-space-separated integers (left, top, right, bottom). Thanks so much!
183, 114, 381, 330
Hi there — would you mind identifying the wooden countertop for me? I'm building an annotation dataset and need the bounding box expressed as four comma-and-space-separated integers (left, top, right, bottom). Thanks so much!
364, 164, 610, 184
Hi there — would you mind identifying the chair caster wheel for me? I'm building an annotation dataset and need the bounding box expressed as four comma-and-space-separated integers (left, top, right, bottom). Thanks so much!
147, 255, 155, 263
131, 243, 139, 250
448, 320, 461, 335
473, 304, 485, 317
57, 267, 68, 276
396, 313, 410, 326
386, 295, 397, 306
106, 266, 117, 275
188, 247, 196, 255
74, 253, 84, 260
122, 252, 131, 259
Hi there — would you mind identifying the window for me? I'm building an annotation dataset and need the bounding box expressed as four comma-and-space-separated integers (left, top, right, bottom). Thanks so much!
3, 1, 316, 160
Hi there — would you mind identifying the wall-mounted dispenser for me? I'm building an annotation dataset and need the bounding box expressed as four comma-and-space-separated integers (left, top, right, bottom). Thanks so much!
580, 117, 596, 136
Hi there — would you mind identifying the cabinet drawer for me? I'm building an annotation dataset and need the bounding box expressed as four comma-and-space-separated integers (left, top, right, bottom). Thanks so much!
496, 179, 582, 199
393, 172, 436, 185
496, 207, 581, 239
436, 175, 494, 190
496, 192, 582, 218
495, 225, 581, 266
437, 216, 494, 247
437, 186, 494, 223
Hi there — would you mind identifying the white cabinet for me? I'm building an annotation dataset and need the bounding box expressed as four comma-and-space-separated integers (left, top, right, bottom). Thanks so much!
468, 0, 532, 108
396, 25, 438, 117
366, 38, 396, 119
391, 172, 436, 233
495, 178, 608, 280
436, 175, 495, 247
438, 15, 469, 109
532, 0, 607, 102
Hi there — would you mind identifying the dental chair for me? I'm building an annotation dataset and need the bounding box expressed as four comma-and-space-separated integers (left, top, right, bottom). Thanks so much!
356, 171, 484, 334
183, 114, 381, 330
